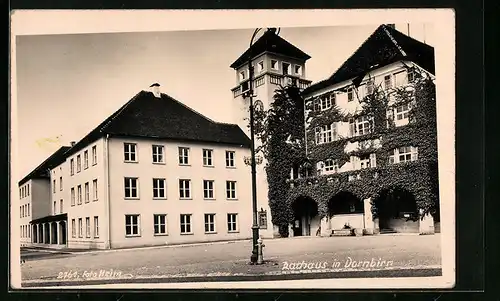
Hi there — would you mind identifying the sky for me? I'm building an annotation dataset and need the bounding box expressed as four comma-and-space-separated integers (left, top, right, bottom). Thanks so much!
14, 22, 435, 179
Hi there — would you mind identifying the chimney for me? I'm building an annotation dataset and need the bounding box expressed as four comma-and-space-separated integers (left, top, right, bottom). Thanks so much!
70, 141, 76, 147
150, 83, 161, 98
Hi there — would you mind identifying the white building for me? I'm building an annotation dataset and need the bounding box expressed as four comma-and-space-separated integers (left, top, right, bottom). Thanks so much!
23, 85, 261, 249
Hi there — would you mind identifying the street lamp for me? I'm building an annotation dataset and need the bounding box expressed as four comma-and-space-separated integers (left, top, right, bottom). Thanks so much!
244, 27, 265, 264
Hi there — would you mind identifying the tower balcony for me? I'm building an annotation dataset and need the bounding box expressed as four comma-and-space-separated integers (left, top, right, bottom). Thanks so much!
232, 73, 312, 98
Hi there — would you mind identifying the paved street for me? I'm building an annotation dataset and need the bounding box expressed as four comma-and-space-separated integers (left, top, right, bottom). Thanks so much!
21, 234, 441, 285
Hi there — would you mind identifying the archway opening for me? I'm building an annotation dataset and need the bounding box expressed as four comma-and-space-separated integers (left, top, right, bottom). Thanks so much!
374, 187, 419, 233
328, 191, 364, 231
291, 196, 319, 236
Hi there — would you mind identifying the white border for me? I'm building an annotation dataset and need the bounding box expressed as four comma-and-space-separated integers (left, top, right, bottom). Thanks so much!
10, 9, 455, 290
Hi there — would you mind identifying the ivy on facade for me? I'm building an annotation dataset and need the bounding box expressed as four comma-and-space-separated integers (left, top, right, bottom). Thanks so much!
254, 71, 439, 237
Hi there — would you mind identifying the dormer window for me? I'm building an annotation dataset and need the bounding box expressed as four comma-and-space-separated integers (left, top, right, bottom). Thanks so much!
294, 65, 302, 76
270, 60, 278, 70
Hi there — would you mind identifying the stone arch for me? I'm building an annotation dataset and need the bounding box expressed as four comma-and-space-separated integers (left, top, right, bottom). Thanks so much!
289, 195, 320, 237
372, 186, 419, 233
327, 191, 365, 231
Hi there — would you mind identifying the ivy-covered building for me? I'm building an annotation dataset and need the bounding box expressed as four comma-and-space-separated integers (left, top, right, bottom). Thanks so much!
284, 24, 440, 237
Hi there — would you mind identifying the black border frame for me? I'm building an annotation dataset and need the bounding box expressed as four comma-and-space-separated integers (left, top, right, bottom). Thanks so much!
5, 0, 487, 299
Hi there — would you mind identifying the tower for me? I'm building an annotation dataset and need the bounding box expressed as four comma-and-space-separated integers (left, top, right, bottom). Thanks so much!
229, 28, 312, 237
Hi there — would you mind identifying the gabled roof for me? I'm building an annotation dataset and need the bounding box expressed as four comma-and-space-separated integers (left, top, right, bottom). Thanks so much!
230, 29, 311, 69
63, 90, 251, 159
19, 146, 71, 185
304, 24, 435, 95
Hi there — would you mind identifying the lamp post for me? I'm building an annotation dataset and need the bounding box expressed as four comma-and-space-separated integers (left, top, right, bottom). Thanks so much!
246, 27, 263, 264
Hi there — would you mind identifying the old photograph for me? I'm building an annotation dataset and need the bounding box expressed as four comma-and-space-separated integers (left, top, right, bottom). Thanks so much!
10, 10, 455, 289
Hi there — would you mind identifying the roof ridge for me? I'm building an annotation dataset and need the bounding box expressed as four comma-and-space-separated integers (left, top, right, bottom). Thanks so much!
382, 26, 407, 57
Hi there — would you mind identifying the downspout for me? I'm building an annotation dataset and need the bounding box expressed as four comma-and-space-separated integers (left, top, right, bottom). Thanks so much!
104, 134, 111, 249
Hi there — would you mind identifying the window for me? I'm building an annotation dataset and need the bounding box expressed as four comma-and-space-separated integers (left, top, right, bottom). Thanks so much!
366, 80, 375, 95
86, 217, 90, 238
71, 187, 75, 206
203, 149, 213, 166
77, 185, 82, 205
347, 87, 354, 102
225, 151, 235, 167
77, 155, 81, 172
27, 184, 29, 196
226, 181, 237, 199
203, 180, 215, 199
408, 70, 415, 83
179, 179, 191, 199
384, 75, 392, 89
72, 219, 76, 238
239, 70, 247, 81
70, 159, 74, 175
27, 203, 30, 216
390, 146, 418, 164
282, 62, 291, 75
258, 211, 268, 229
178, 147, 190, 165
180, 214, 192, 234
359, 154, 371, 169
53, 201, 56, 214
92, 145, 97, 165
124, 143, 137, 162
324, 159, 339, 173
84, 150, 89, 169
92, 179, 98, 201
315, 123, 337, 144
152, 145, 164, 163
124, 177, 139, 199
52, 179, 56, 193
257, 61, 264, 72
227, 214, 238, 232
153, 178, 166, 199
350, 116, 373, 137
294, 65, 302, 76
270, 60, 278, 70
78, 218, 83, 238
60, 199, 63, 213
94, 216, 99, 238
395, 103, 411, 125
204, 214, 216, 233
125, 215, 140, 237
153, 214, 167, 235
84, 182, 90, 203
313, 98, 321, 112
59, 176, 63, 191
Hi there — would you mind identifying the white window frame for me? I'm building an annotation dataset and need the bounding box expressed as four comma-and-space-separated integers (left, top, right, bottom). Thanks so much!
84, 150, 89, 169
59, 176, 63, 191
204, 213, 216, 233
270, 59, 278, 70
53, 201, 56, 214
203, 149, 214, 166
225, 151, 235, 167
152, 145, 165, 164
384, 74, 393, 90
84, 182, 90, 203
394, 103, 411, 126
203, 180, 215, 200
239, 70, 247, 82
76, 155, 81, 173
92, 145, 97, 165
179, 179, 191, 199
389, 146, 418, 164
350, 115, 374, 137
72, 219, 76, 238
59, 199, 63, 214
78, 218, 83, 238
359, 154, 371, 169
53, 179, 56, 193
257, 61, 264, 73
86, 217, 91, 238
153, 178, 167, 199
227, 213, 238, 232
347, 87, 354, 102
92, 179, 98, 201
93, 216, 99, 238
125, 214, 140, 237
71, 187, 75, 206
315, 123, 337, 144
324, 159, 339, 173
294, 65, 303, 76
282, 62, 291, 75
124, 143, 138, 162
180, 214, 192, 234
124, 177, 139, 199
178, 147, 190, 165
365, 79, 375, 95
226, 181, 237, 200
153, 214, 167, 235
77, 185, 82, 205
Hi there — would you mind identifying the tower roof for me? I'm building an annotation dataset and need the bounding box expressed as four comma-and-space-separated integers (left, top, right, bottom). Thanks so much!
304, 24, 435, 94
230, 28, 311, 69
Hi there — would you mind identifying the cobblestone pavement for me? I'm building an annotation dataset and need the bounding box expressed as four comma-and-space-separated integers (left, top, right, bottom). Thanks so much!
21, 234, 441, 283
